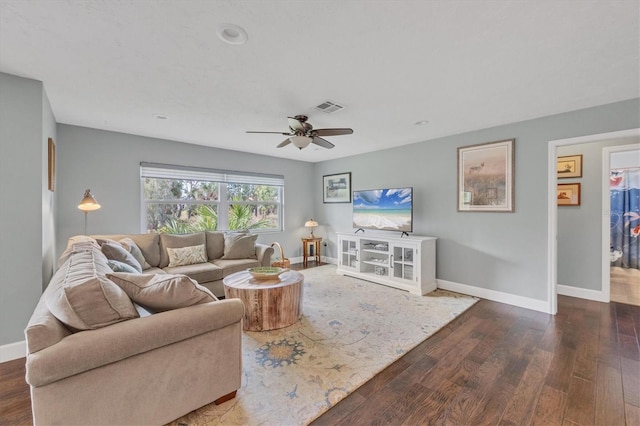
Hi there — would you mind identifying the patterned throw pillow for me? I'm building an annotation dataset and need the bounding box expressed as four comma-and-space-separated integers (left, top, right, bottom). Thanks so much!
167, 244, 208, 267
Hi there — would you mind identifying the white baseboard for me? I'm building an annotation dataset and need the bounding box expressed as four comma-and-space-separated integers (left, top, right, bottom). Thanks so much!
437, 279, 552, 314
0, 340, 26, 363
557, 284, 607, 302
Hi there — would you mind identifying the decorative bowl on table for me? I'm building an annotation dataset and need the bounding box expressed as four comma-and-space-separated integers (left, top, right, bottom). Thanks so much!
247, 266, 289, 280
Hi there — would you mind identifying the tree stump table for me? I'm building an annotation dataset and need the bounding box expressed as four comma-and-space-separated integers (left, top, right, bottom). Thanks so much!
223, 270, 304, 331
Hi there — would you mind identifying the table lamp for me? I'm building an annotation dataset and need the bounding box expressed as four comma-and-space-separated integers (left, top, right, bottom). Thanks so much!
78, 189, 101, 235
305, 219, 318, 238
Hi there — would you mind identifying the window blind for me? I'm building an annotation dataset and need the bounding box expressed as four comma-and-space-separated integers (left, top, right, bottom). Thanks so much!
140, 162, 284, 186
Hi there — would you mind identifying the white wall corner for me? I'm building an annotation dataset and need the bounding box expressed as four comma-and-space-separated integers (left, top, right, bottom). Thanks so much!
437, 279, 552, 314
557, 284, 608, 302
0, 340, 26, 363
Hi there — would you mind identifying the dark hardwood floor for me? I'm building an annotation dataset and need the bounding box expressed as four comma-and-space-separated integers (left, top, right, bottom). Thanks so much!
1, 264, 638, 425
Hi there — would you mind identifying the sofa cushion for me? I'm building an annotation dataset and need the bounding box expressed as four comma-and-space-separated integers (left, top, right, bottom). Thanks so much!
107, 273, 217, 311
159, 232, 206, 268
212, 258, 261, 276
46, 249, 139, 331
163, 262, 223, 283
92, 234, 161, 267
167, 244, 207, 267
107, 259, 140, 274
221, 233, 257, 260
58, 236, 102, 267
205, 231, 225, 260
102, 241, 143, 273
119, 237, 152, 269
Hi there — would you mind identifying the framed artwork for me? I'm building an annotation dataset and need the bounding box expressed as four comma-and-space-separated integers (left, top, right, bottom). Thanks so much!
557, 155, 582, 178
457, 138, 515, 212
557, 183, 581, 206
323, 172, 351, 203
48, 138, 56, 192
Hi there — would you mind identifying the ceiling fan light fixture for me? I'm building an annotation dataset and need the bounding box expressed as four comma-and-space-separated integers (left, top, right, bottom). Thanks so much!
290, 135, 312, 149
216, 23, 248, 45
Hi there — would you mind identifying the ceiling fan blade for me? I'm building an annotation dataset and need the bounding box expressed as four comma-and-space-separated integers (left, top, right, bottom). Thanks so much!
314, 128, 354, 137
312, 136, 335, 149
287, 117, 305, 132
277, 138, 291, 148
246, 131, 291, 135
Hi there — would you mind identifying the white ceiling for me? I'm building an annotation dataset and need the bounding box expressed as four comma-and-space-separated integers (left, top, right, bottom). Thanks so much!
1, 0, 638, 163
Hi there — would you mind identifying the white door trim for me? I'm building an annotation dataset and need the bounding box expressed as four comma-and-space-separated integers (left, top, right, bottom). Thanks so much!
547, 128, 640, 314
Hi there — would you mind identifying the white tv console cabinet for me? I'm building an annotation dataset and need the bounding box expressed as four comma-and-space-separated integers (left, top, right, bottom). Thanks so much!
336, 233, 437, 295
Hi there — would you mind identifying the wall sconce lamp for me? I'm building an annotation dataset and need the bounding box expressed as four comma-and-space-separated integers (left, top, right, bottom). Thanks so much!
305, 219, 318, 238
78, 189, 101, 235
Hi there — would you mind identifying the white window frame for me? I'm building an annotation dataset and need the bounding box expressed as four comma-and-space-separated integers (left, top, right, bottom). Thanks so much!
140, 162, 284, 233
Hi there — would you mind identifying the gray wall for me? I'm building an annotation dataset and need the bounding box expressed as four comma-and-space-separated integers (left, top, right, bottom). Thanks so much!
42, 91, 57, 290
0, 73, 56, 346
557, 138, 640, 290
314, 99, 640, 302
55, 125, 316, 260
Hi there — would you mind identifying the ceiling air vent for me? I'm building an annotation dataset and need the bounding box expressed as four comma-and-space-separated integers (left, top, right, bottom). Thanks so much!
315, 100, 345, 114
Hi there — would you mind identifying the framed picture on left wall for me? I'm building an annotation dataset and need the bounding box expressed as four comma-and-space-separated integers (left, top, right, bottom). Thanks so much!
48, 138, 56, 192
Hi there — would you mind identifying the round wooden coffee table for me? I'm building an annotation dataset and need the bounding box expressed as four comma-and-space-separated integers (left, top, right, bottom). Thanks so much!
223, 270, 304, 331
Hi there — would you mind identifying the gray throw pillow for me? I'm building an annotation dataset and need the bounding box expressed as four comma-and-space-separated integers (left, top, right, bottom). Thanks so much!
119, 237, 151, 269
221, 232, 258, 260
101, 241, 143, 273
107, 259, 140, 274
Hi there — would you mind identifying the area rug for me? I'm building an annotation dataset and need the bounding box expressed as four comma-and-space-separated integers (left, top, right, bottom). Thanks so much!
171, 265, 478, 426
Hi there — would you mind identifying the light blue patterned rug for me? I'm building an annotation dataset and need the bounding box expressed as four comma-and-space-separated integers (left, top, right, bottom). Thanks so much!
171, 265, 477, 426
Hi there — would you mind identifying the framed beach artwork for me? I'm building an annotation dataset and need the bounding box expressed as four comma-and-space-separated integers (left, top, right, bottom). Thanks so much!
323, 172, 352, 203
557, 155, 582, 178
557, 183, 581, 206
457, 139, 515, 212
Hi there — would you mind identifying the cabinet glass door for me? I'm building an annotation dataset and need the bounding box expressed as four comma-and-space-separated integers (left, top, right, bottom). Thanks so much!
341, 239, 358, 269
392, 245, 414, 281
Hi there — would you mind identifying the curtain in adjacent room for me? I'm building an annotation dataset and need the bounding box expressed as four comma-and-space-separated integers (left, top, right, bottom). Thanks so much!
610, 168, 640, 269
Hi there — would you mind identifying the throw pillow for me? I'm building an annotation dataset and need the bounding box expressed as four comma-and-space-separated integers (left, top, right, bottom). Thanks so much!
159, 232, 206, 268
107, 259, 140, 274
222, 232, 257, 260
107, 273, 217, 312
167, 244, 207, 267
101, 241, 143, 273
46, 250, 139, 330
119, 237, 151, 269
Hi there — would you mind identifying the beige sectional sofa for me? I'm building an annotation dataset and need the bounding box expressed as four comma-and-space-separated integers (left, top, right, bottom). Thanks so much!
25, 232, 272, 425
92, 231, 274, 297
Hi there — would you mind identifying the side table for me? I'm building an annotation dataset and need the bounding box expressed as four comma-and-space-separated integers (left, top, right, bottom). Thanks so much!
302, 237, 322, 267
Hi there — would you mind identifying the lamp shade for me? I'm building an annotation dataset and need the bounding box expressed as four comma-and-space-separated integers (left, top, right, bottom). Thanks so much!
290, 135, 312, 149
78, 189, 101, 211
305, 219, 318, 228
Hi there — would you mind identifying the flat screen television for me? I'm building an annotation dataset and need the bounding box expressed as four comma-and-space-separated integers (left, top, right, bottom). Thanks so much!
352, 187, 413, 232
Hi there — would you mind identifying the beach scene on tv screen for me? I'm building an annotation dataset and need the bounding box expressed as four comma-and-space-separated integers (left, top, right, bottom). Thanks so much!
353, 188, 412, 231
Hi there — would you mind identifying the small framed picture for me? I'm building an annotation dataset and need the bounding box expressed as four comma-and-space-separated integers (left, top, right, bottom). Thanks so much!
323, 172, 351, 203
557, 155, 582, 178
557, 183, 581, 206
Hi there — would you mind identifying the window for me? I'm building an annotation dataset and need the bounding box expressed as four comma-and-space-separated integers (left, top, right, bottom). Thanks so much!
141, 163, 283, 234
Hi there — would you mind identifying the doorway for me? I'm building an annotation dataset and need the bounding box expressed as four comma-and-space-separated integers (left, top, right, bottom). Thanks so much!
608, 145, 640, 306
548, 129, 640, 314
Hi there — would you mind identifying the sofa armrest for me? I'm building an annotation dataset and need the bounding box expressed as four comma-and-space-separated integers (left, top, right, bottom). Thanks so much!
256, 243, 274, 267
26, 299, 244, 387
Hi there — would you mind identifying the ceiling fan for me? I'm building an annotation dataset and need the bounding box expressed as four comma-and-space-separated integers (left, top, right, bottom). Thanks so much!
246, 115, 353, 150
